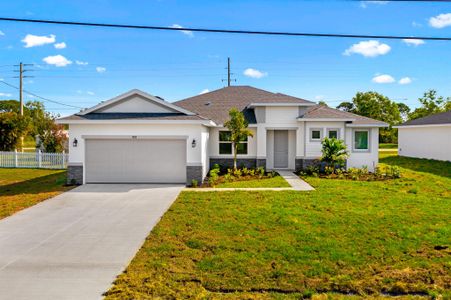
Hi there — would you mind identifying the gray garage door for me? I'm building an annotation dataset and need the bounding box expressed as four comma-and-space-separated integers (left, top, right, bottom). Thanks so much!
85, 138, 186, 183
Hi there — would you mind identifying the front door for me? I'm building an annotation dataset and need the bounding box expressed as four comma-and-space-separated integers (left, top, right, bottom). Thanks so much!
274, 130, 288, 168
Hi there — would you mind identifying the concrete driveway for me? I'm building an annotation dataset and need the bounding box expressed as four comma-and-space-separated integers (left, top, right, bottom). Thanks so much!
0, 184, 183, 300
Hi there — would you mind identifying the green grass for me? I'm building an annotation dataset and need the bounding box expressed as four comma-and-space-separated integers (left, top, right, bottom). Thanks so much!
215, 175, 290, 188
379, 143, 398, 149
0, 168, 72, 219
105, 154, 450, 299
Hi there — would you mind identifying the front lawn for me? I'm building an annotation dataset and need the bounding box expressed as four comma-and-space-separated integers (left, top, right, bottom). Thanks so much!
215, 175, 290, 188
105, 154, 450, 299
0, 168, 72, 220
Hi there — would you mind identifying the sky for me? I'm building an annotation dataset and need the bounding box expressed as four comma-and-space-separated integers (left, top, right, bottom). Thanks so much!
0, 0, 451, 116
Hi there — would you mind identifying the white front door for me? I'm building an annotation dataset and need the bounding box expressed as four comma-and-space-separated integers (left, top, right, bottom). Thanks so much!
274, 130, 288, 168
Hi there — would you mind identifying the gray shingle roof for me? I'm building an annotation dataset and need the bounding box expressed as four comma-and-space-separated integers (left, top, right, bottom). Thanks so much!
58, 113, 207, 121
398, 110, 451, 126
174, 86, 314, 124
301, 105, 388, 126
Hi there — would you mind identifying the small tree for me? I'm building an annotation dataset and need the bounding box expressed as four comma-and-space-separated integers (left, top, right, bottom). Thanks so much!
40, 123, 68, 153
320, 138, 349, 171
224, 108, 254, 169
0, 112, 30, 151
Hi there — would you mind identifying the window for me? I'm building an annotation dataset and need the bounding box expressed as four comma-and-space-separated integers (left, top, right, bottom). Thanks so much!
219, 131, 248, 155
310, 128, 322, 141
354, 130, 369, 151
327, 129, 339, 139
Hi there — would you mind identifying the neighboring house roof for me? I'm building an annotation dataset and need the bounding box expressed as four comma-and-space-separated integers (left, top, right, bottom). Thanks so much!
300, 105, 388, 126
174, 86, 315, 124
396, 110, 451, 127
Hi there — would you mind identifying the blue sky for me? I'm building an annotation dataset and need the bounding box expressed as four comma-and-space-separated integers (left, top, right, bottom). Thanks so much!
0, 0, 451, 116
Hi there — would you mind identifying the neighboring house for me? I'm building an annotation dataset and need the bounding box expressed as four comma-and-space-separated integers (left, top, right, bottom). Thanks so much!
57, 86, 387, 185
395, 110, 451, 162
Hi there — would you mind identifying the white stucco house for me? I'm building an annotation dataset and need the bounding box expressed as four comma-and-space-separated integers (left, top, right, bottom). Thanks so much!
57, 86, 387, 185
395, 110, 451, 161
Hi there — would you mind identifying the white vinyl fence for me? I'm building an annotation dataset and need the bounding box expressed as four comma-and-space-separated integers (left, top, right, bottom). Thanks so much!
0, 150, 68, 169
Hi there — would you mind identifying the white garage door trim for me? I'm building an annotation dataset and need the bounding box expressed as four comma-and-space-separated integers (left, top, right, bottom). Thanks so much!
84, 137, 187, 184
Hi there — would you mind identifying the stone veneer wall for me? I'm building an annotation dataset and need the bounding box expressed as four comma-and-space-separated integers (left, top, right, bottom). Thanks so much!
209, 158, 259, 169
67, 165, 83, 185
186, 166, 203, 186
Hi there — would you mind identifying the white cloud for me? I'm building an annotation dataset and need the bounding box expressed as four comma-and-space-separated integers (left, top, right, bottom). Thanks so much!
170, 24, 194, 37
87, 91, 95, 96
372, 74, 395, 84
412, 21, 423, 28
22, 34, 56, 48
54, 42, 66, 49
402, 39, 425, 46
429, 13, 451, 29
42, 55, 72, 67
344, 40, 391, 57
0, 92, 12, 97
75, 60, 88, 65
360, 1, 389, 8
243, 68, 268, 79
0, 30, 4, 36
199, 89, 209, 95
399, 77, 412, 85
96, 66, 106, 73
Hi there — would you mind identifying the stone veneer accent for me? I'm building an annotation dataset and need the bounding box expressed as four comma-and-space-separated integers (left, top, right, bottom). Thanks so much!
256, 159, 266, 168
186, 166, 203, 186
209, 158, 258, 170
67, 165, 83, 185
295, 158, 320, 171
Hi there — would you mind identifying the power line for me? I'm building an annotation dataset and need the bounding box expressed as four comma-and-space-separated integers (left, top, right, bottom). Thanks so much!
0, 80, 83, 109
1, 17, 451, 41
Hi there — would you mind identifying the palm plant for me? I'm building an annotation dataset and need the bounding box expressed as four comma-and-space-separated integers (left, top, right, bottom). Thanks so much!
320, 137, 349, 170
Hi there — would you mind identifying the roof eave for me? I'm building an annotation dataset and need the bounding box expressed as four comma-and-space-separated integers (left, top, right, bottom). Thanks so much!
56, 118, 216, 126
346, 123, 388, 128
247, 102, 316, 108
297, 118, 355, 122
394, 123, 451, 128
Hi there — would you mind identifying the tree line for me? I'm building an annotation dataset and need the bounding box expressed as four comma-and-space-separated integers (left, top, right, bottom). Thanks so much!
0, 100, 67, 152
328, 89, 450, 143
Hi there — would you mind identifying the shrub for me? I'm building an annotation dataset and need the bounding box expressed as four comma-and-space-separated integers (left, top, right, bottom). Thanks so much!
233, 168, 242, 178
191, 179, 198, 188
388, 166, 401, 178
224, 173, 233, 182
305, 165, 320, 175
209, 167, 220, 187
320, 137, 349, 170
257, 166, 265, 177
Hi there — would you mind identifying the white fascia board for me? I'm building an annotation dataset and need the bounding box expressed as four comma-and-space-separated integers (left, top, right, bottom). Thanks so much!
297, 118, 354, 122
346, 123, 388, 128
56, 119, 216, 126
247, 102, 316, 108
78, 89, 196, 116
393, 124, 451, 129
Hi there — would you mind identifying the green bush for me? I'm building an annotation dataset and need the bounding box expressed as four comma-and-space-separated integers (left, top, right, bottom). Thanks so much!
191, 179, 198, 188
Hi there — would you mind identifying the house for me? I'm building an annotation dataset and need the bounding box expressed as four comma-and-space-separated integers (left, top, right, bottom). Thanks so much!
57, 86, 387, 185
394, 110, 451, 161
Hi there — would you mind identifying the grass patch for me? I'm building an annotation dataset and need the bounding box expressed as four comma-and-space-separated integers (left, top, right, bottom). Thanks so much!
379, 143, 398, 149
215, 175, 290, 188
0, 168, 72, 220
105, 154, 450, 299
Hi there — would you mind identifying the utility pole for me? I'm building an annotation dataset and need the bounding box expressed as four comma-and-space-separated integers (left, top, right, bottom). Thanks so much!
13, 62, 33, 151
222, 57, 236, 86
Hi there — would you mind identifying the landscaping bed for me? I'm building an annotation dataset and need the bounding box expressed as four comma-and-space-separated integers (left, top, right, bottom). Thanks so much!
105, 153, 451, 299
193, 165, 290, 188
299, 165, 401, 181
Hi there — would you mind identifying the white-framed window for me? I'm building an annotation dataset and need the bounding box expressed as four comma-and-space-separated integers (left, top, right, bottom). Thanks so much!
353, 129, 370, 152
327, 128, 340, 139
219, 131, 248, 155
310, 128, 322, 142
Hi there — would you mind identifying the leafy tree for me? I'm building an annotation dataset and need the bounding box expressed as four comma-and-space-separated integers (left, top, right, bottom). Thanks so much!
39, 123, 67, 153
336, 101, 355, 112
321, 138, 349, 170
337, 92, 402, 143
409, 90, 451, 120
318, 100, 328, 107
224, 108, 254, 169
396, 102, 411, 121
0, 112, 31, 151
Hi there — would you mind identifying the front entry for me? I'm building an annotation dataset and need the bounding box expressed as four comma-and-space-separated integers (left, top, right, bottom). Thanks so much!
274, 130, 289, 168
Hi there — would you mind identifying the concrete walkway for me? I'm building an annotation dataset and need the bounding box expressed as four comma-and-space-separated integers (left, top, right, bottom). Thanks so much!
276, 170, 315, 191
0, 184, 183, 300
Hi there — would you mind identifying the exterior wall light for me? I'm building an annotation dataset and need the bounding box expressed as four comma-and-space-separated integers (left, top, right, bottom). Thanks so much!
73, 138, 78, 147
192, 139, 196, 148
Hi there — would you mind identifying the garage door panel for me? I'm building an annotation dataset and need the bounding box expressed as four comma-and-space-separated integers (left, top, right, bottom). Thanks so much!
85, 139, 186, 183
